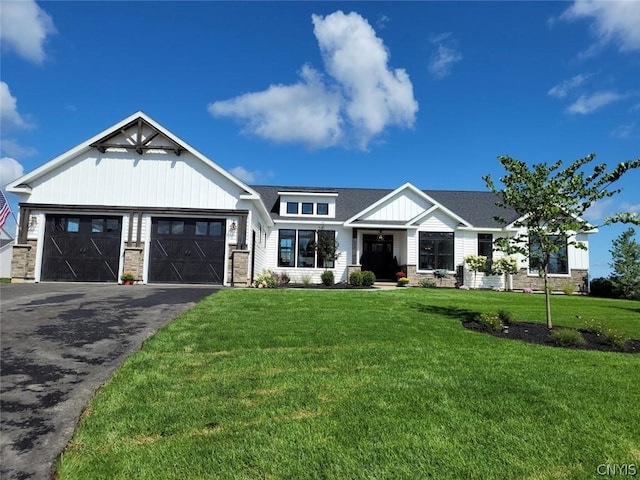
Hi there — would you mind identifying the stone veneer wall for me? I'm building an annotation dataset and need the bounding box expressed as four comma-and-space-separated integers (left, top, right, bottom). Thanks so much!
405, 265, 459, 288
511, 268, 589, 293
11, 240, 38, 282
228, 249, 250, 286
123, 245, 144, 282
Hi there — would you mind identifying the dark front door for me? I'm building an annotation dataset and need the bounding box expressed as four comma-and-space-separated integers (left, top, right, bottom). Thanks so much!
149, 218, 225, 284
361, 234, 395, 280
42, 215, 122, 282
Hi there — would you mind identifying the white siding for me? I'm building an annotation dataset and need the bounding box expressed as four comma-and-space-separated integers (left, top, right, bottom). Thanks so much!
417, 210, 459, 231
361, 190, 433, 222
266, 224, 350, 283
27, 150, 245, 209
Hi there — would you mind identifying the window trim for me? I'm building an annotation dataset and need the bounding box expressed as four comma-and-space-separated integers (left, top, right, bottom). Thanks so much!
417, 231, 455, 272
528, 234, 569, 276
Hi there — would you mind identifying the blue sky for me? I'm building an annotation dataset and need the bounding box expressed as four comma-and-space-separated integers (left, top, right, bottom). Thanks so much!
1, 0, 638, 278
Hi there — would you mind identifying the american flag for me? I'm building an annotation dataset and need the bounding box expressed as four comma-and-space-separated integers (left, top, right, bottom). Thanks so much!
0, 190, 11, 229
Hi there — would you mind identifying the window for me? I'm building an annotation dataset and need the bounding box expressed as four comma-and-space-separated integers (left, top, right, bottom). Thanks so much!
529, 235, 568, 275
195, 221, 223, 237
278, 230, 296, 267
298, 230, 316, 267
286, 202, 298, 214
92, 219, 104, 233
157, 220, 184, 235
317, 203, 329, 215
478, 234, 493, 260
302, 203, 313, 215
277, 229, 337, 268
418, 232, 454, 271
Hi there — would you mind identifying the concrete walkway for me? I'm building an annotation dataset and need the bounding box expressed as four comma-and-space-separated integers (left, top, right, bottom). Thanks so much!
0, 283, 218, 480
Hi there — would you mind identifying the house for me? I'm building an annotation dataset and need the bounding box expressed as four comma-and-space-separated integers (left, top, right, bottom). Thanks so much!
7, 112, 592, 291
1, 238, 14, 278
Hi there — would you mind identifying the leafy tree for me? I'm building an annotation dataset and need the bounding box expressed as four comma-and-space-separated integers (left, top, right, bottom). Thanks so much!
464, 254, 487, 289
609, 228, 640, 299
312, 229, 340, 267
484, 153, 640, 329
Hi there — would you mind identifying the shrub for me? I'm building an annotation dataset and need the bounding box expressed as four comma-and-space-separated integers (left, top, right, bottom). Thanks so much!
561, 283, 575, 295
361, 270, 376, 287
581, 319, 630, 348
476, 312, 503, 332
551, 328, 586, 347
497, 309, 514, 325
349, 271, 363, 287
396, 271, 407, 279
397, 277, 410, 286
274, 272, 290, 287
419, 278, 437, 288
300, 274, 312, 286
320, 270, 335, 286
254, 270, 277, 288
589, 277, 617, 298
523, 287, 533, 294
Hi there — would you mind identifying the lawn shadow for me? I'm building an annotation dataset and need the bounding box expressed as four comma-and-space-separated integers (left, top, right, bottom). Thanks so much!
411, 304, 479, 322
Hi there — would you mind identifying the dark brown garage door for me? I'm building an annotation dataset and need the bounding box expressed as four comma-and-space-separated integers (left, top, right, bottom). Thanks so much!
149, 218, 226, 284
42, 215, 122, 282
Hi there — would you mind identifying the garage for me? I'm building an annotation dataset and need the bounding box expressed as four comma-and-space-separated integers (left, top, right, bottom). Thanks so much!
149, 217, 226, 284
42, 215, 123, 282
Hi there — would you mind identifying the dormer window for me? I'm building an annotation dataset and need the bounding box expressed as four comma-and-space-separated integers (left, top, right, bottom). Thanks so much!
317, 203, 329, 215
286, 202, 298, 214
302, 203, 313, 215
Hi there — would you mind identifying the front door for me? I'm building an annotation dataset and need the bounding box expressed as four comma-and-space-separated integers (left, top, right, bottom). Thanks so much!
361, 234, 394, 280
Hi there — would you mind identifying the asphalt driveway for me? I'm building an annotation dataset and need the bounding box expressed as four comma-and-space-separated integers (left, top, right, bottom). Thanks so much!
1, 283, 219, 480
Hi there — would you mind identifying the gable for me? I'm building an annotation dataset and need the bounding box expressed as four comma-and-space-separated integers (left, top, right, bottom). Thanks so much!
359, 188, 433, 222
7, 112, 271, 213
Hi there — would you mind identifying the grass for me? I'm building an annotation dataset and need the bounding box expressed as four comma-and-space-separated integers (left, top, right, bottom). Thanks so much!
58, 289, 640, 480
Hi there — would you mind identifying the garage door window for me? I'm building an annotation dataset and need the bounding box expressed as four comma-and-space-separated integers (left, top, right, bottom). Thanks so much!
196, 221, 223, 237
54, 217, 80, 232
157, 220, 185, 235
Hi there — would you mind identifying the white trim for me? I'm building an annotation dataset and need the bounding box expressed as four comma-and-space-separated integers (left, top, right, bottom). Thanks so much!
274, 219, 344, 226
278, 191, 339, 198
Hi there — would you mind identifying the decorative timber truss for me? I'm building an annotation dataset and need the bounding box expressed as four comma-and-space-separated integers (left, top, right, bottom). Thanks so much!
90, 117, 186, 156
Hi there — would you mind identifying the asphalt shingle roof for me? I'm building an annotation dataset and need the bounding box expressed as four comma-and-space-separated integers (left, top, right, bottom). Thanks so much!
250, 185, 520, 229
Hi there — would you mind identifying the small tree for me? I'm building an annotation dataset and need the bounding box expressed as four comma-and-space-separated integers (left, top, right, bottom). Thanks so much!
464, 254, 487, 289
314, 229, 340, 267
609, 228, 640, 299
489, 256, 519, 291
484, 153, 640, 329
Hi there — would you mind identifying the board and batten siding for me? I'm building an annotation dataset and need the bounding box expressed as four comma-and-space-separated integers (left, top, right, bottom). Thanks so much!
361, 190, 433, 222
26, 150, 245, 209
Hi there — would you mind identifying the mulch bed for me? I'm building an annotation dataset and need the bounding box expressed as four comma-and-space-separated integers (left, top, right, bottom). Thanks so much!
463, 320, 640, 354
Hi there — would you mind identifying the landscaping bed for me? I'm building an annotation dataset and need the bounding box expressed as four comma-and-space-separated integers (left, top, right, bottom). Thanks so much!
463, 320, 640, 353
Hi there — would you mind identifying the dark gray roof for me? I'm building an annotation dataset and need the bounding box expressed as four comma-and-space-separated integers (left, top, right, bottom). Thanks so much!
251, 185, 520, 228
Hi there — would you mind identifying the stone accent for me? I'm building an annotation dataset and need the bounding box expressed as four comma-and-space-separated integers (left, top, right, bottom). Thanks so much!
229, 249, 250, 287
123, 245, 144, 282
511, 268, 589, 293
347, 265, 361, 280
11, 240, 38, 282
405, 264, 459, 288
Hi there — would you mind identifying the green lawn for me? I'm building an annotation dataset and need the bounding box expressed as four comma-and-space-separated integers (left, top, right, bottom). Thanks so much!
58, 289, 640, 480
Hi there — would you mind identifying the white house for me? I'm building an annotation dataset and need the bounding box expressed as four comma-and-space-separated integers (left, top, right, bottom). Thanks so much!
7, 112, 592, 291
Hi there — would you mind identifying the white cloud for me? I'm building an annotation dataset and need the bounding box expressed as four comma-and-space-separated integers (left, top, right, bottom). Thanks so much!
0, 0, 56, 64
376, 15, 390, 30
230, 166, 274, 184
210, 10, 418, 151
610, 123, 635, 139
210, 65, 343, 148
0, 82, 33, 130
312, 11, 418, 149
559, 0, 640, 53
548, 73, 591, 99
428, 44, 462, 80
0, 139, 37, 158
0, 157, 25, 189
566, 91, 623, 114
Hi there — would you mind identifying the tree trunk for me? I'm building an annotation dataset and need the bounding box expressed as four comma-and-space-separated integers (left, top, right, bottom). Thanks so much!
543, 267, 552, 329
